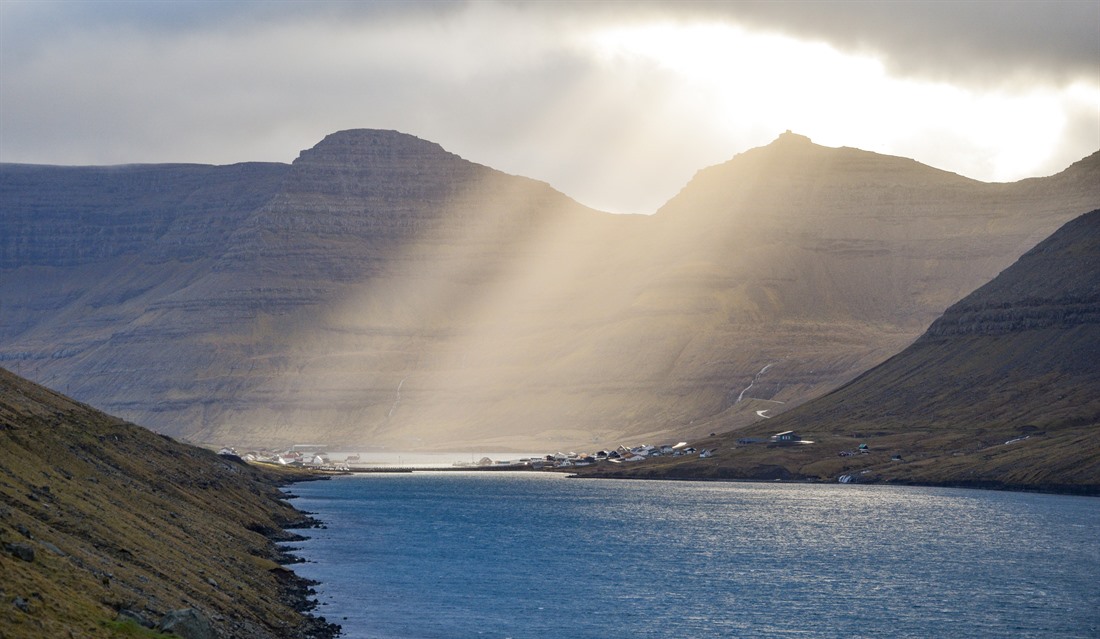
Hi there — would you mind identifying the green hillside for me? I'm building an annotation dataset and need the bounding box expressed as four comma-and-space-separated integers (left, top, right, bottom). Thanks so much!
0, 367, 337, 638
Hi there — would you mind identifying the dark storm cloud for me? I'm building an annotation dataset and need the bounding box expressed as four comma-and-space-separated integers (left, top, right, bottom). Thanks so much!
21, 0, 1091, 83
615, 0, 1100, 86
0, 1, 450, 56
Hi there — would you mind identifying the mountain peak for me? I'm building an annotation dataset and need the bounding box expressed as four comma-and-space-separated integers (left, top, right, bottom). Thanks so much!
294, 128, 459, 166
772, 129, 813, 146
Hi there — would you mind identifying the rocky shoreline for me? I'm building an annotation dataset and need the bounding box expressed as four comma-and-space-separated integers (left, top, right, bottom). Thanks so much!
270, 479, 343, 639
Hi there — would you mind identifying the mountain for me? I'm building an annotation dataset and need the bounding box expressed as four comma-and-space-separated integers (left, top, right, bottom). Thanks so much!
623, 133, 1100, 432
599, 209, 1100, 492
1, 130, 615, 450
2, 130, 1099, 452
0, 366, 336, 637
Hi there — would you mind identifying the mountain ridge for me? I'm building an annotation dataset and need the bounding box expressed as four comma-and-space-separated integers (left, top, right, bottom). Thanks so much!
2, 130, 1099, 451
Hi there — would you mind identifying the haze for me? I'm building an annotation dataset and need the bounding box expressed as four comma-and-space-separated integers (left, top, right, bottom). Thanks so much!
1, 0, 1097, 214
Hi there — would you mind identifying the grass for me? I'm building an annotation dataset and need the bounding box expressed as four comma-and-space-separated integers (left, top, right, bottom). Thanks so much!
101, 619, 177, 638
0, 367, 328, 638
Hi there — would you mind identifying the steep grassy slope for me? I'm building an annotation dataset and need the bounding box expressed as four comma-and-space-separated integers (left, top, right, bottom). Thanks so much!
0, 367, 335, 638
593, 210, 1100, 493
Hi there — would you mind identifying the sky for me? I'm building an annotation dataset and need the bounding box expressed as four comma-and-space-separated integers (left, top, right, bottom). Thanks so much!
1, 1, 1097, 214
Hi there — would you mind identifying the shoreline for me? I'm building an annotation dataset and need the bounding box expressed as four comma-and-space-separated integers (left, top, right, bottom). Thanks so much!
270, 472, 343, 639
312, 463, 1099, 497
566, 468, 1100, 497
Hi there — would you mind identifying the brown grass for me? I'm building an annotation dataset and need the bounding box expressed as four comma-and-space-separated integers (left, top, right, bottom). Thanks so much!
0, 367, 331, 638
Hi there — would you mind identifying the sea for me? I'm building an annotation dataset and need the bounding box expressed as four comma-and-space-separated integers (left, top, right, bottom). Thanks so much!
285, 472, 1099, 639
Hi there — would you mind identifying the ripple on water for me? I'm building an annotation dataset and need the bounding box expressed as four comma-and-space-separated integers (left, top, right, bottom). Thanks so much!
289, 474, 1100, 639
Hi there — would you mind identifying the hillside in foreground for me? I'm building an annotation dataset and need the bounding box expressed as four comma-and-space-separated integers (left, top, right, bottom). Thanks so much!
585, 210, 1100, 494
0, 367, 336, 638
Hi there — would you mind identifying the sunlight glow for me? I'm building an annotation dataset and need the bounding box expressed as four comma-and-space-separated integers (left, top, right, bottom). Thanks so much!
584, 21, 1091, 183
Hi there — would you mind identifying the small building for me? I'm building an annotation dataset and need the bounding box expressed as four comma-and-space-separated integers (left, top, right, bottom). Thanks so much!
770, 431, 801, 443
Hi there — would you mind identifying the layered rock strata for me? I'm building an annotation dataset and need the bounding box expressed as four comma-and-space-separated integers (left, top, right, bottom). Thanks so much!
2, 130, 1099, 451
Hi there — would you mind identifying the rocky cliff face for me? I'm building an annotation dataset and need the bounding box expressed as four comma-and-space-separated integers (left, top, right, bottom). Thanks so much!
218, 130, 587, 277
1, 130, 618, 449
2, 130, 1099, 452
0, 162, 287, 268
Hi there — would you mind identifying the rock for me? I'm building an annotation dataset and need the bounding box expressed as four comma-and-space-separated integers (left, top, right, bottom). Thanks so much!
39, 541, 66, 557
118, 608, 154, 628
5, 542, 35, 562
158, 607, 216, 639
12, 597, 30, 613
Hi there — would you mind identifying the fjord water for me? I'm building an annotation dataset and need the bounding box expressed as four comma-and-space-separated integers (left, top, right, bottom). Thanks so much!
287, 474, 1099, 639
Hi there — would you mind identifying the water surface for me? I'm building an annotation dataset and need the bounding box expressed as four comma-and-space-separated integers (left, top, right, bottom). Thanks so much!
288, 473, 1099, 639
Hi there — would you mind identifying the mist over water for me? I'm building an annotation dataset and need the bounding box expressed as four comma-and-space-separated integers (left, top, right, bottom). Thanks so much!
288, 474, 1100, 639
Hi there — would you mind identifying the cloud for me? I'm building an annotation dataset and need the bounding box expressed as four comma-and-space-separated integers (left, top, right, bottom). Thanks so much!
620, 0, 1100, 88
1, 1, 1097, 213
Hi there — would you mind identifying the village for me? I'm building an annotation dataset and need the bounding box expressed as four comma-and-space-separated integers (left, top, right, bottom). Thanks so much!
216, 430, 813, 472
216, 442, 717, 472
